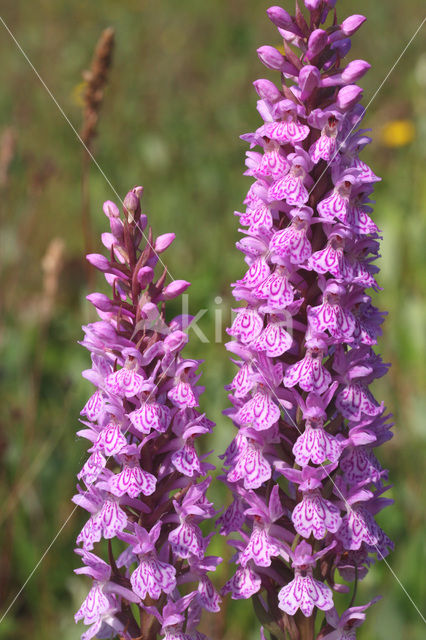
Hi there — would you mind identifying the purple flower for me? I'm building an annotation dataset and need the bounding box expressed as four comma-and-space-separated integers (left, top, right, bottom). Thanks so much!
220, 1, 392, 636
127, 523, 177, 600
283, 465, 342, 539
222, 564, 262, 600
278, 542, 335, 617
321, 597, 381, 639
74, 188, 220, 638
74, 549, 138, 640
283, 334, 332, 394
227, 436, 272, 490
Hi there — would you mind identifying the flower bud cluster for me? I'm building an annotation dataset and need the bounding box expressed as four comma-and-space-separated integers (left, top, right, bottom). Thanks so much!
220, 2, 393, 637
74, 187, 221, 640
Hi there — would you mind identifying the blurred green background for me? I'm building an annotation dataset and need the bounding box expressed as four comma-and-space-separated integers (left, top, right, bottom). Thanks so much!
0, 0, 425, 639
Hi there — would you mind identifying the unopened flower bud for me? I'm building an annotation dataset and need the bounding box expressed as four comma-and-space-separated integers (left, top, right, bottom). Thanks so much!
103, 200, 120, 218
155, 233, 176, 253
123, 190, 140, 221
86, 253, 110, 271
253, 79, 281, 102
299, 65, 321, 100
161, 280, 191, 300
304, 0, 322, 9
331, 37, 352, 57
306, 29, 328, 59
86, 292, 114, 312
109, 216, 124, 241
257, 46, 286, 71
337, 84, 363, 110
341, 14, 366, 36
164, 330, 189, 353
137, 266, 154, 288
267, 6, 297, 33
341, 59, 371, 83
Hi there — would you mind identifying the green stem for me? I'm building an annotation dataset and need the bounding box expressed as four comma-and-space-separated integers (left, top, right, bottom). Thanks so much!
349, 565, 358, 609
295, 610, 316, 640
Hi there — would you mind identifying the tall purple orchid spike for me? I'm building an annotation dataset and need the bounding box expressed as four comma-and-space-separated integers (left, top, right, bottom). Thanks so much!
74, 187, 221, 640
220, 2, 393, 639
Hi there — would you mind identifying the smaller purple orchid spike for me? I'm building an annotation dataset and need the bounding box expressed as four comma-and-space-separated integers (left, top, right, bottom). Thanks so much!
73, 187, 221, 640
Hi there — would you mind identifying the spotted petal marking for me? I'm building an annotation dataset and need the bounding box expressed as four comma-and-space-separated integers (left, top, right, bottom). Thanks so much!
78, 451, 106, 485
352, 157, 381, 183
284, 355, 332, 394
336, 506, 381, 550
248, 203, 274, 232
109, 465, 156, 498
309, 134, 337, 163
77, 500, 127, 550
270, 226, 312, 264
336, 383, 383, 420
95, 423, 127, 456
168, 381, 198, 409
217, 497, 246, 535
227, 441, 271, 489
75, 583, 112, 625
130, 556, 176, 600
308, 302, 356, 341
223, 565, 261, 599
352, 305, 383, 347
255, 149, 290, 179
252, 322, 292, 357
351, 261, 378, 290
231, 363, 256, 398
254, 271, 294, 308
309, 245, 353, 281
293, 427, 342, 466
340, 447, 384, 485
128, 402, 171, 434
317, 191, 350, 224
171, 441, 201, 477
237, 390, 280, 431
97, 499, 127, 540
238, 259, 271, 289
77, 517, 102, 551
198, 576, 222, 612
228, 308, 263, 344
292, 492, 342, 539
244, 182, 260, 207
268, 174, 309, 206
221, 433, 247, 466
264, 120, 310, 144
371, 529, 394, 559
278, 574, 334, 616
169, 520, 204, 559
350, 205, 379, 235
240, 527, 280, 567
105, 368, 145, 398
81, 390, 105, 421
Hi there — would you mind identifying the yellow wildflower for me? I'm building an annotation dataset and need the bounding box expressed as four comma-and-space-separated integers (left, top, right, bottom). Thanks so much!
380, 120, 415, 148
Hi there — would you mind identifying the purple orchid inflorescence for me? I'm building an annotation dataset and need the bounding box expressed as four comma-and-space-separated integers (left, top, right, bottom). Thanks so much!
73, 187, 221, 640
220, 2, 393, 638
